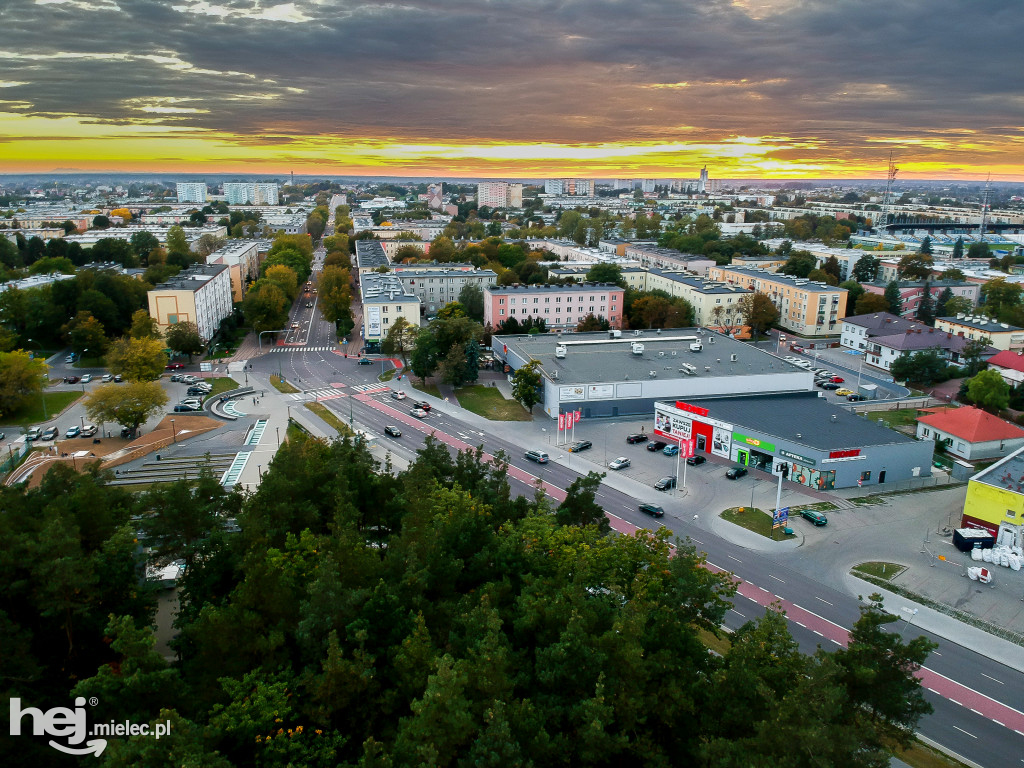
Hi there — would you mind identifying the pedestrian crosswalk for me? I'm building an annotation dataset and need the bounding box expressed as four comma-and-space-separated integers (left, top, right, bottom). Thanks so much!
269, 346, 337, 353
351, 384, 389, 394
288, 387, 346, 401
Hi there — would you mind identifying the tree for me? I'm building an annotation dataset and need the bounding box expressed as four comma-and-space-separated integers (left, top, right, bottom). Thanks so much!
779, 250, 816, 278
944, 295, 973, 317
129, 309, 160, 340
576, 313, 610, 332
854, 292, 892, 315
29, 256, 75, 275
92, 214, 111, 229
457, 284, 484, 322
884, 281, 903, 315
165, 321, 205, 362
889, 349, 948, 385
840, 280, 865, 307
967, 242, 990, 259
105, 336, 168, 381
437, 301, 466, 320
738, 292, 779, 337
897, 253, 934, 280
380, 317, 417, 368
511, 359, 542, 411
317, 265, 352, 329
84, 380, 168, 432
807, 268, 838, 286
980, 277, 1023, 318
394, 244, 423, 262
63, 310, 108, 355
409, 328, 438, 384
166, 225, 190, 258
555, 471, 610, 534
0, 350, 47, 416
966, 369, 1008, 412
264, 264, 299, 301
919, 235, 932, 255
130, 231, 160, 261
852, 254, 881, 282
934, 287, 954, 319
195, 234, 225, 258
917, 283, 935, 325
242, 281, 289, 334
585, 263, 625, 287
952, 237, 964, 259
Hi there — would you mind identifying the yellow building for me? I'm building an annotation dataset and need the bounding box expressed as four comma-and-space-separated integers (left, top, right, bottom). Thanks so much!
961, 446, 1024, 548
147, 264, 233, 342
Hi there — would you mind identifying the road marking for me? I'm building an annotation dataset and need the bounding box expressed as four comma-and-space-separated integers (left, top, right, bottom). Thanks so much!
813, 630, 823, 637
794, 621, 806, 628
952, 726, 976, 739
728, 555, 742, 562
769, 574, 785, 583
949, 698, 962, 706
932, 651, 942, 656
730, 609, 745, 618
814, 596, 833, 606
981, 673, 1004, 685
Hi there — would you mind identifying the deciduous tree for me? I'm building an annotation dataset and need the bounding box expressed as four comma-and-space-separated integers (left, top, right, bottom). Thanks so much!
966, 368, 1009, 412
84, 380, 168, 431
165, 321, 205, 362
511, 359, 542, 411
129, 309, 160, 339
0, 349, 47, 416
738, 292, 779, 337
105, 335, 168, 381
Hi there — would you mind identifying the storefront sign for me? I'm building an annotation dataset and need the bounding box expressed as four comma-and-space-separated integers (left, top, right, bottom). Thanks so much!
559, 386, 585, 401
822, 454, 866, 463
674, 401, 710, 417
711, 426, 731, 458
734, 433, 776, 452
829, 448, 861, 459
654, 404, 692, 440
588, 384, 614, 399
780, 449, 815, 466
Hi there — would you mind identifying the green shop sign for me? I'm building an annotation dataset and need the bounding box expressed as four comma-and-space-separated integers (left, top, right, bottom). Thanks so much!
733, 433, 776, 452
780, 449, 815, 466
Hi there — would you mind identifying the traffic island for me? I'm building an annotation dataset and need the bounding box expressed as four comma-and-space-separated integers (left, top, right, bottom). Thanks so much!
721, 506, 798, 540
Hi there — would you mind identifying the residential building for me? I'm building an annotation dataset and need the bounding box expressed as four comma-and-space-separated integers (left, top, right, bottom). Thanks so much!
64, 224, 228, 251
393, 267, 497, 315
223, 182, 279, 205
484, 283, 625, 331
934, 315, 1024, 352
622, 244, 716, 275
147, 263, 232, 342
641, 179, 657, 193
986, 349, 1024, 386
206, 240, 260, 302
916, 406, 1024, 462
477, 182, 523, 209
545, 179, 593, 195
840, 312, 997, 372
176, 183, 207, 204
861, 279, 979, 319
644, 271, 751, 328
359, 272, 420, 346
960, 445, 1024, 545
706, 266, 847, 336
381, 240, 430, 260
354, 239, 390, 276
261, 213, 307, 235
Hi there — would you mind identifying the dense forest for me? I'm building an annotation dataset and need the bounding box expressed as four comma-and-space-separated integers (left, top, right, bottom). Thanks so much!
1, 434, 933, 767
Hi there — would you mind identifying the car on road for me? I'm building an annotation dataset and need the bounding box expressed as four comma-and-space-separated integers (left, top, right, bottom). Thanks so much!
42, 426, 59, 441
80, 374, 93, 383
847, 393, 866, 402
686, 455, 707, 466
818, 382, 841, 390
63, 375, 80, 384
654, 475, 677, 491
568, 440, 592, 453
608, 456, 631, 470
390, 390, 406, 400
357, 358, 373, 365
625, 433, 647, 444
166, 362, 185, 370
114, 374, 123, 383
834, 388, 855, 396
725, 465, 748, 479
65, 426, 81, 438
646, 440, 667, 452
174, 403, 201, 412
80, 424, 97, 437
790, 345, 805, 353
800, 509, 829, 526
306, 302, 313, 308
384, 425, 402, 438
525, 450, 549, 463
638, 502, 664, 518
410, 407, 428, 418
411, 401, 431, 412
663, 444, 679, 456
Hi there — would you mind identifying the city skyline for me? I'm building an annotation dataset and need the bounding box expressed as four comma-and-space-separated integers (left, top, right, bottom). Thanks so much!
1, 0, 1020, 180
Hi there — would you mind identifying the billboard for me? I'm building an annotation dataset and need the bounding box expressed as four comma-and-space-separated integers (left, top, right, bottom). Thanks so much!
710, 426, 731, 458
367, 306, 382, 338
654, 403, 692, 441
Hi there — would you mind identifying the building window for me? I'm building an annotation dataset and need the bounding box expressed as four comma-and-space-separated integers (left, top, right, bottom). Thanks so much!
499, 309, 504, 316
499, 298, 504, 304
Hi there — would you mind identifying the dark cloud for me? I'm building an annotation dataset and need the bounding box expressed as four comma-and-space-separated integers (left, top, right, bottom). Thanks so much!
0, 0, 1021, 170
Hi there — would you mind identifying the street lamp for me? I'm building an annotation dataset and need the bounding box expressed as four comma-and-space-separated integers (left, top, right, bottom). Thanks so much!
276, 426, 280, 447
171, 419, 176, 443
899, 606, 919, 636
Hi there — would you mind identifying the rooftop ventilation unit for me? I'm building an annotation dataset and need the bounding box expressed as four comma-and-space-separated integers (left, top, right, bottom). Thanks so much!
634, 330, 643, 336
671, 350, 677, 356
631, 342, 645, 355
705, 366, 712, 372
658, 351, 665, 357
649, 370, 657, 378
690, 341, 703, 352
552, 371, 559, 379
555, 344, 567, 359
730, 354, 737, 362
679, 363, 697, 375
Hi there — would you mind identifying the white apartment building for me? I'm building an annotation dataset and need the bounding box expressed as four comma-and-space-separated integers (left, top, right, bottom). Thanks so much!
477, 182, 523, 209
206, 240, 260, 302
641, 179, 657, 193
393, 268, 497, 315
544, 179, 593, 195
360, 273, 421, 345
176, 183, 208, 204
223, 183, 279, 205
147, 263, 233, 342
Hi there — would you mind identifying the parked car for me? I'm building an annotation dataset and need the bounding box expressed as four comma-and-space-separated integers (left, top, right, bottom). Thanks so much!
174, 403, 201, 412
181, 375, 199, 384
166, 362, 185, 370
63, 375, 80, 384
65, 352, 77, 364
638, 502, 664, 518
80, 374, 93, 383
663, 444, 680, 456
686, 455, 707, 466
384, 425, 402, 438
525, 450, 549, 463
654, 475, 677, 491
568, 440, 592, 453
847, 393, 866, 402
42, 427, 59, 441
179, 398, 202, 408
26, 427, 42, 441
65, 426, 81, 438
819, 382, 841, 390
829, 376, 845, 384
390, 390, 406, 400
646, 440, 667, 452
608, 457, 631, 470
113, 374, 123, 383
186, 387, 208, 397
725, 465, 748, 479
625, 433, 647, 444
835, 388, 855, 396
170, 374, 184, 382
410, 408, 428, 418
412, 401, 431, 412
80, 424, 97, 437
801, 509, 829, 526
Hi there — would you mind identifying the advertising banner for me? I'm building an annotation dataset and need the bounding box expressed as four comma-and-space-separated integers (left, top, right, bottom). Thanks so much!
367, 306, 382, 337
772, 506, 790, 529
588, 384, 614, 399
654, 404, 692, 441
710, 426, 731, 458
559, 386, 585, 402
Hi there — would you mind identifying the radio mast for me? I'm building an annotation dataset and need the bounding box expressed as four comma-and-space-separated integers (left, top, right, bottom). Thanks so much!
977, 174, 991, 241
877, 151, 898, 233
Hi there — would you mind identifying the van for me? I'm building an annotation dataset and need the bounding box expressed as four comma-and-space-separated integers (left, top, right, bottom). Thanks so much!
524, 450, 549, 464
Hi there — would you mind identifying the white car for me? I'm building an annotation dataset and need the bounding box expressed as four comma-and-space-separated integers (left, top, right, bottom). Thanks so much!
608, 457, 631, 470
101, 373, 113, 382
390, 390, 406, 400
80, 424, 97, 437
410, 408, 428, 418
80, 374, 93, 384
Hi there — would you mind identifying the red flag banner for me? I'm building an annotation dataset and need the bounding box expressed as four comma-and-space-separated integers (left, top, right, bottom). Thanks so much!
574, 410, 582, 424
558, 413, 565, 431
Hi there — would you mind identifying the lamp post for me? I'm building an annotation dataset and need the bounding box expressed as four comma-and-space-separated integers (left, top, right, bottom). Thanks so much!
171, 419, 176, 443
40, 373, 48, 420
899, 606, 919, 636
276, 426, 280, 447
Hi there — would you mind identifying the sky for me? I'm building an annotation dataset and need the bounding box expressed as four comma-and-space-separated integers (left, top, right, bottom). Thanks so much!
1, 0, 1021, 180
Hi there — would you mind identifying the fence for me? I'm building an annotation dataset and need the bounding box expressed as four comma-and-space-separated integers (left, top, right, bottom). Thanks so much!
847, 396, 941, 414
0, 440, 29, 475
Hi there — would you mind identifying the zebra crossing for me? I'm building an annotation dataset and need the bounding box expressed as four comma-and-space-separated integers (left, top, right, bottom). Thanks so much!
288, 387, 346, 401
270, 346, 337, 353
351, 383, 389, 394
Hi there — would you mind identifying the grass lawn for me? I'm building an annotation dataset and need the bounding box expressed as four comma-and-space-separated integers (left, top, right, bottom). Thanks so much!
378, 368, 397, 382
305, 402, 355, 437
456, 385, 531, 421
852, 561, 906, 581
270, 375, 299, 394
0, 390, 82, 428
205, 377, 239, 397
75, 355, 106, 369
206, 327, 250, 359
721, 506, 797, 540
867, 408, 922, 430
409, 380, 442, 398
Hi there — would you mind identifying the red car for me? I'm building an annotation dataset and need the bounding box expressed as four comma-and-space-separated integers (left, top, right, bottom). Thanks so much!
166, 362, 185, 370
829, 376, 845, 384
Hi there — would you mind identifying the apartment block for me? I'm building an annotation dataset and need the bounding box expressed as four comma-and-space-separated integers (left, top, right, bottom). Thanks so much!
935, 314, 1024, 351
223, 182, 279, 205
147, 263, 232, 342
484, 283, 625, 331
861, 279, 979, 319
477, 182, 523, 209
176, 183, 207, 204
360, 273, 421, 345
394, 267, 497, 315
707, 265, 847, 336
206, 240, 260, 302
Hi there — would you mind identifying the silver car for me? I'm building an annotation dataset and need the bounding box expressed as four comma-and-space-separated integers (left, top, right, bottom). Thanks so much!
608, 457, 631, 470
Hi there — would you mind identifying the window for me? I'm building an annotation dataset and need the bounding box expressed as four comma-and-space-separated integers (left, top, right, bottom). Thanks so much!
533, 297, 539, 303
499, 298, 505, 305
499, 309, 504, 316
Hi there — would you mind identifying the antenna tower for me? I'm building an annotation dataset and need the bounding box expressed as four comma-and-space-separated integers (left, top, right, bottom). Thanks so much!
977, 174, 991, 241
877, 151, 898, 233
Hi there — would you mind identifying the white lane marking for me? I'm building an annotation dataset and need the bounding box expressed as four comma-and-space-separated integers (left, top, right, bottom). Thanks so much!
727, 555, 742, 562
730, 609, 746, 618
769, 574, 785, 583
952, 725, 976, 739
933, 651, 942, 656
795, 621, 806, 628
813, 630, 823, 637
814, 596, 833, 606
981, 673, 1004, 685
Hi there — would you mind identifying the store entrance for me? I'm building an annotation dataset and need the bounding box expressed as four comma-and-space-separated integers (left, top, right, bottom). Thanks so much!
749, 448, 774, 472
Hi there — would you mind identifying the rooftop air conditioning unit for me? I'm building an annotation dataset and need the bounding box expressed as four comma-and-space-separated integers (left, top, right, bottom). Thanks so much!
634, 330, 643, 336
658, 351, 665, 357
552, 371, 559, 379
671, 350, 677, 356
555, 344, 567, 359
649, 371, 657, 378
730, 354, 737, 362
631, 342, 645, 355
690, 341, 703, 352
